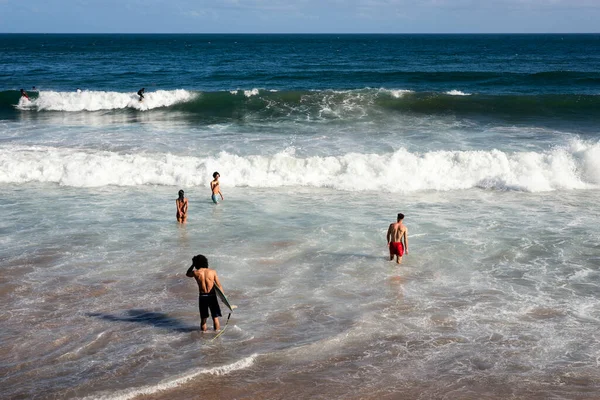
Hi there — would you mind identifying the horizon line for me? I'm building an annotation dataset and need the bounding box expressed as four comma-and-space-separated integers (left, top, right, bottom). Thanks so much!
1, 32, 599, 35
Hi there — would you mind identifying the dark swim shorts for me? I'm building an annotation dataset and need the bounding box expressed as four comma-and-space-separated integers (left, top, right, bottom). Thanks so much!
199, 292, 222, 319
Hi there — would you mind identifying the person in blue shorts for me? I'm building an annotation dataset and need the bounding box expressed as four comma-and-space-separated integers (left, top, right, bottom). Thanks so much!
210, 171, 224, 204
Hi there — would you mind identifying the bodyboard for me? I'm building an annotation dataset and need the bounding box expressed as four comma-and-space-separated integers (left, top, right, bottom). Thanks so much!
214, 286, 235, 312
211, 286, 235, 341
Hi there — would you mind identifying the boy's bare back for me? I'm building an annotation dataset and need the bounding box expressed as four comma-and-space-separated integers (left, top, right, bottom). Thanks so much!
191, 268, 221, 294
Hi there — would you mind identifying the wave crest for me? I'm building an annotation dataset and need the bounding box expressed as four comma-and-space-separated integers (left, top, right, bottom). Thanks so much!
15, 89, 196, 112
2, 141, 599, 192
2, 89, 599, 121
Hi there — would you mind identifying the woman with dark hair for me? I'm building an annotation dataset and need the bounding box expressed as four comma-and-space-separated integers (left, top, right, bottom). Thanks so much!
176, 189, 188, 223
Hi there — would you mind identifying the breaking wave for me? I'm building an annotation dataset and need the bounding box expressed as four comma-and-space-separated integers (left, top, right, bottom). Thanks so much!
1, 88, 599, 121
13, 89, 195, 112
2, 140, 599, 192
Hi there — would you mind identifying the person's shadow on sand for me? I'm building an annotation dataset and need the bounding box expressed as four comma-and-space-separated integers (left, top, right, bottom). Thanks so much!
87, 309, 198, 332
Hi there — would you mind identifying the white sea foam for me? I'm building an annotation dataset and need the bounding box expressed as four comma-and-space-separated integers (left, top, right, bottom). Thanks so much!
445, 90, 471, 96
83, 354, 258, 400
1, 141, 599, 192
243, 88, 260, 97
16, 97, 34, 109
572, 139, 600, 184
229, 89, 263, 97
14, 90, 196, 112
385, 89, 414, 98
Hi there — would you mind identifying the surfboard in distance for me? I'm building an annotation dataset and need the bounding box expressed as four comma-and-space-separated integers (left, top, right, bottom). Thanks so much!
215, 286, 236, 312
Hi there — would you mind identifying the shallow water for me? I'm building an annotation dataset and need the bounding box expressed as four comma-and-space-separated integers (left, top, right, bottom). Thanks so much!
2, 185, 600, 399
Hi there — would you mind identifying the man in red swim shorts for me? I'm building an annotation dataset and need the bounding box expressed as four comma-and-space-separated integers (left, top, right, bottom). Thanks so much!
386, 213, 409, 264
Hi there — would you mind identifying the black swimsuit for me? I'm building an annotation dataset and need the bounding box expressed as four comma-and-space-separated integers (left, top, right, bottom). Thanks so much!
199, 287, 222, 319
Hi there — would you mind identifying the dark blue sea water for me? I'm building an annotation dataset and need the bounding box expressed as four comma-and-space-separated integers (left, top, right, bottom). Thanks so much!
1, 34, 600, 123
2, 34, 600, 91
1, 35, 600, 400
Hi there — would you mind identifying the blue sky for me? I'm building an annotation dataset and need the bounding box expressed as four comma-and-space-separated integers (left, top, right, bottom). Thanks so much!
1, 0, 599, 33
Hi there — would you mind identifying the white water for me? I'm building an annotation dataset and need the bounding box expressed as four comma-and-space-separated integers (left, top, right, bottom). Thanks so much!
16, 89, 196, 111
445, 89, 471, 96
86, 354, 259, 400
1, 140, 599, 191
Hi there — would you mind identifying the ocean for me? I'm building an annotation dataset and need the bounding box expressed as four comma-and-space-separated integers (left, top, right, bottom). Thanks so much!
1, 34, 599, 399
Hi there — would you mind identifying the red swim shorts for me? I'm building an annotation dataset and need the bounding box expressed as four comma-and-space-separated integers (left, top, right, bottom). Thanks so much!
389, 242, 404, 256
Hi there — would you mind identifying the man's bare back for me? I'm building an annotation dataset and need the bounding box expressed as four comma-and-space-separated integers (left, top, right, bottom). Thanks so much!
386, 213, 409, 264
387, 222, 407, 243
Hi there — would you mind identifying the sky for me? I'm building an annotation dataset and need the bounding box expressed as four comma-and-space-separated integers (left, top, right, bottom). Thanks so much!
1, 0, 599, 33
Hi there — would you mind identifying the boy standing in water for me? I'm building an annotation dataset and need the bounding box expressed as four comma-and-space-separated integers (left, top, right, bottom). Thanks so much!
176, 189, 188, 223
186, 254, 223, 331
210, 172, 224, 204
387, 213, 409, 264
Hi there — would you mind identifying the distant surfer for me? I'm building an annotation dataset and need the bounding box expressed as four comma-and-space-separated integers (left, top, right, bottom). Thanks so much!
176, 190, 188, 223
20, 89, 29, 100
210, 172, 224, 204
387, 213, 409, 264
186, 254, 223, 331
137, 88, 145, 101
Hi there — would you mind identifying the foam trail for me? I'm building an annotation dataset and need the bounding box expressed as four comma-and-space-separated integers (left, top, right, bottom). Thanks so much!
445, 90, 471, 96
14, 90, 196, 112
229, 88, 277, 96
82, 354, 258, 400
1, 141, 599, 192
